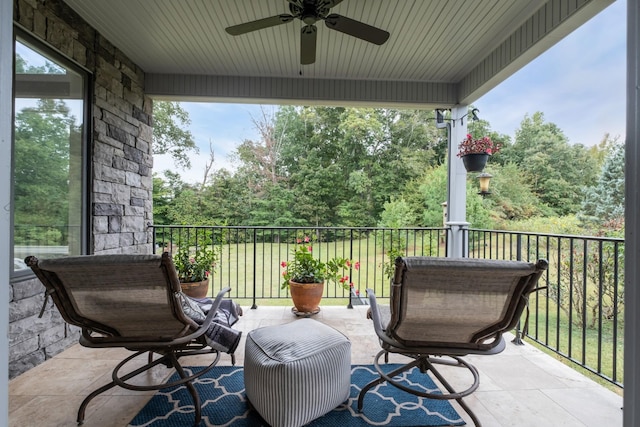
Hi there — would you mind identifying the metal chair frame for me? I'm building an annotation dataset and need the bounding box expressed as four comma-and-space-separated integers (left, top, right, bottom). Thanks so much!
26, 253, 230, 426
358, 256, 548, 427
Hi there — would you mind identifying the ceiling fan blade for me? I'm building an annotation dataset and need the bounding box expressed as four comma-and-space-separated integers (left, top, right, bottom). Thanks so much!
300, 25, 317, 65
226, 14, 294, 36
324, 14, 389, 45
318, 0, 345, 8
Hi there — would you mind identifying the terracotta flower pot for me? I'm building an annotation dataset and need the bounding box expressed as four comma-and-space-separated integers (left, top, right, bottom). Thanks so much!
289, 280, 324, 316
180, 279, 210, 299
461, 153, 489, 172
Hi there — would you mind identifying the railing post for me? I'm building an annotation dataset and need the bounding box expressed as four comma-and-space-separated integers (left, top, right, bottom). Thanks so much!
148, 223, 156, 253
252, 229, 258, 309
512, 233, 525, 345
445, 221, 469, 258
348, 228, 354, 309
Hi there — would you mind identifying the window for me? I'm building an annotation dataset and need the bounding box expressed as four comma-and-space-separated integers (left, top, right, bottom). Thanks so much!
12, 33, 89, 275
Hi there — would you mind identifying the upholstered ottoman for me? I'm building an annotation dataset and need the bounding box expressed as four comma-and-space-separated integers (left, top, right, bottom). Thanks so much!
244, 319, 351, 427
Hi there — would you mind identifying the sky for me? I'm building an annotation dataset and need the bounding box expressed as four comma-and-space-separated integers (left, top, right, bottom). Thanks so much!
154, 0, 627, 184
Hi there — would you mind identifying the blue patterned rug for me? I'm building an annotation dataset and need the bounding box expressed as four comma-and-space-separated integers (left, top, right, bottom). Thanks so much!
129, 364, 465, 426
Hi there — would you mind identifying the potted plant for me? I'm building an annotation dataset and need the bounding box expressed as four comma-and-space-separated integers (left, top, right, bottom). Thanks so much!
280, 236, 359, 316
172, 244, 219, 298
457, 133, 502, 172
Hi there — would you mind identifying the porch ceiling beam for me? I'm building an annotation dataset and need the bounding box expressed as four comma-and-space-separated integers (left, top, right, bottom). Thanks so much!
145, 73, 459, 108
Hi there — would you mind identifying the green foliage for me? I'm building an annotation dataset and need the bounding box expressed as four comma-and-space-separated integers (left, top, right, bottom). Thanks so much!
14, 98, 78, 241
507, 215, 585, 235
377, 198, 415, 278
378, 197, 415, 229
483, 163, 546, 223
466, 188, 493, 228
267, 106, 442, 226
15, 53, 65, 74
554, 239, 624, 328
151, 104, 616, 241
415, 164, 448, 227
280, 237, 357, 289
173, 244, 219, 282
13, 226, 63, 246
152, 175, 174, 226
336, 170, 374, 226
204, 169, 254, 225
152, 101, 197, 169
249, 183, 302, 226
580, 140, 625, 227
382, 247, 405, 280
500, 112, 598, 216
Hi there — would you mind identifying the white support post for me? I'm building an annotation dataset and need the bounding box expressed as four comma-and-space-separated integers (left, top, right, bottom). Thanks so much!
446, 105, 469, 258
0, 0, 13, 424
624, 0, 639, 425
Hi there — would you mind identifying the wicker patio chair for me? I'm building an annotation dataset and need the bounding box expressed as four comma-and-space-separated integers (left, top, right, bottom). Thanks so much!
25, 252, 232, 426
358, 256, 548, 427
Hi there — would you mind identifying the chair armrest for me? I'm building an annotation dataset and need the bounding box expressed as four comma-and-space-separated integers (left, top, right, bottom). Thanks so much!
173, 287, 232, 345
366, 289, 402, 349
366, 289, 384, 334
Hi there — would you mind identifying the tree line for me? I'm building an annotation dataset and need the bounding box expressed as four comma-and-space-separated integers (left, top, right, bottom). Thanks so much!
152, 102, 624, 237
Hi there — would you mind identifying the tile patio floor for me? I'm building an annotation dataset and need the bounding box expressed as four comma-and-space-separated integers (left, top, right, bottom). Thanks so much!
9, 305, 624, 426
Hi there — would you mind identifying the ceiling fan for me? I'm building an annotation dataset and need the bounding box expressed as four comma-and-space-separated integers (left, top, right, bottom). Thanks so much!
225, 0, 390, 65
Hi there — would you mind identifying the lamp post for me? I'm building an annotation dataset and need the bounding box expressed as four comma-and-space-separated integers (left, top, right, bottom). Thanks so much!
477, 172, 492, 196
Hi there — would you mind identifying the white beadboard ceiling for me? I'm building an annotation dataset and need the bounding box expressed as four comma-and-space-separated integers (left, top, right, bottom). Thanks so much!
62, 0, 613, 107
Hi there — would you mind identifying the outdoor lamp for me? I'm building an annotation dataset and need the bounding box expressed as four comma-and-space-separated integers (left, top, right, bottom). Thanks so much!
477, 172, 492, 196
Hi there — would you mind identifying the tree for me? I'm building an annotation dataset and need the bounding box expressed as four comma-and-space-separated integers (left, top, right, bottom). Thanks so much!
267, 106, 444, 226
414, 164, 448, 227
14, 99, 77, 238
152, 174, 173, 226
152, 101, 197, 169
484, 163, 547, 222
378, 197, 416, 229
202, 169, 254, 225
502, 112, 598, 215
580, 140, 625, 227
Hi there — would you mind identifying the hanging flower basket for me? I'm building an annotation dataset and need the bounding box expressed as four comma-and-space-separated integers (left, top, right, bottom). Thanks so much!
461, 153, 490, 172
457, 134, 501, 173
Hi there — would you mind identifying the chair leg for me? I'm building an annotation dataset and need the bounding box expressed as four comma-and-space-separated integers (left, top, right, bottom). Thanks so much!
76, 381, 117, 425
426, 357, 482, 427
78, 350, 175, 425
167, 351, 202, 427
77, 357, 161, 426
357, 352, 423, 411
358, 350, 483, 427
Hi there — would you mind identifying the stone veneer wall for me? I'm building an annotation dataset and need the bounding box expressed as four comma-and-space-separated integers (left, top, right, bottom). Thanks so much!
9, 0, 154, 378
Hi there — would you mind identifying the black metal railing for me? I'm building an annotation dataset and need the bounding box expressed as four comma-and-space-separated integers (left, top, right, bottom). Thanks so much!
468, 228, 624, 388
150, 224, 624, 388
152, 225, 447, 308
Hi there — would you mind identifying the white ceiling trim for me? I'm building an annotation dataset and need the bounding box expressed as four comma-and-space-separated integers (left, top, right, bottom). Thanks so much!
62, 0, 614, 107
